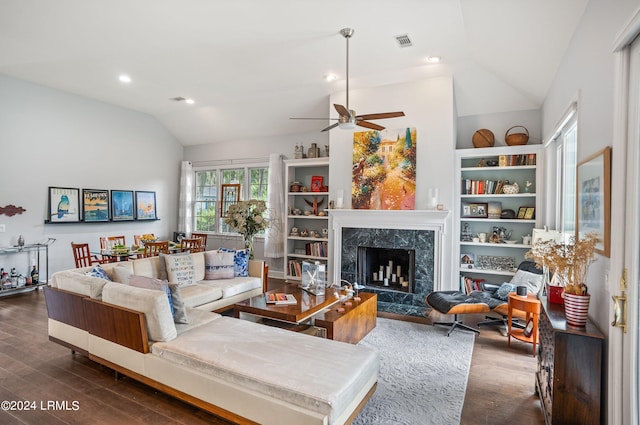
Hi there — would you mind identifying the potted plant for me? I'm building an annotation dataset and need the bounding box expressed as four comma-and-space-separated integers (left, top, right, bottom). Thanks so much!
223, 199, 270, 259
525, 233, 597, 327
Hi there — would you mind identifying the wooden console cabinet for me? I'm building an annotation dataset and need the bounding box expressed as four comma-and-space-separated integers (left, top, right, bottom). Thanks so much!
536, 297, 604, 425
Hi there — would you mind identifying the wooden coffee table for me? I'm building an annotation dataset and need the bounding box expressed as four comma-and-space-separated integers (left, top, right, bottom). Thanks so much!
233, 284, 377, 344
314, 292, 377, 344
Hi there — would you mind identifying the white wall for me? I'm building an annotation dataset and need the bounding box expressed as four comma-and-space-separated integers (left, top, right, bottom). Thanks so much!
0, 75, 183, 276
328, 77, 457, 289
541, 0, 639, 336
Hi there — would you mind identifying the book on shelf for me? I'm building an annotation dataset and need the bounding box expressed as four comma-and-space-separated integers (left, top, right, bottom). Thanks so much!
305, 241, 328, 257
265, 293, 297, 305
460, 275, 485, 294
288, 260, 302, 277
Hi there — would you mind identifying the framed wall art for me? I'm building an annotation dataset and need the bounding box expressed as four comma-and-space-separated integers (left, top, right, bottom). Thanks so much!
135, 191, 157, 220
221, 184, 240, 217
576, 146, 611, 256
48, 187, 80, 223
111, 190, 135, 221
82, 189, 110, 222
461, 202, 488, 218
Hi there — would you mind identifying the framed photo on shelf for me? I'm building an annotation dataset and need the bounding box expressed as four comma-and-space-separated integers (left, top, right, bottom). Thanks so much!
111, 190, 135, 221
135, 191, 157, 220
576, 146, 611, 256
221, 184, 240, 217
524, 207, 536, 220
48, 187, 80, 223
517, 207, 528, 219
82, 189, 109, 222
461, 202, 488, 218
460, 253, 475, 269
310, 176, 324, 192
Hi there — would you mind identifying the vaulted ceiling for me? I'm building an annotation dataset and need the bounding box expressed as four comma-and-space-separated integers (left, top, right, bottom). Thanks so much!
0, 0, 588, 146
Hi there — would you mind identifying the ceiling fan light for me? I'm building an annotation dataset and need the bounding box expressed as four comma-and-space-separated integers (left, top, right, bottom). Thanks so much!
324, 73, 338, 82
338, 121, 356, 130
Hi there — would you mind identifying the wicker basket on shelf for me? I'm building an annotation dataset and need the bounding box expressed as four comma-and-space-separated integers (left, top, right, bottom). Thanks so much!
472, 129, 495, 148
505, 126, 529, 146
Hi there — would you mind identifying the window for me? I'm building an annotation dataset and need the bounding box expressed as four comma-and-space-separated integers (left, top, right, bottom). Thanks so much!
194, 165, 268, 233
549, 104, 578, 240
194, 170, 217, 232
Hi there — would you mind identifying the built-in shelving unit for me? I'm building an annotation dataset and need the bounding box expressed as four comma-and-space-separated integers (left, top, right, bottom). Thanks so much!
454, 145, 542, 289
283, 157, 330, 281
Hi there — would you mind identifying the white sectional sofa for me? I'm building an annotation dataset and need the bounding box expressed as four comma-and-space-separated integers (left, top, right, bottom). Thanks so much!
51, 250, 267, 312
44, 250, 379, 425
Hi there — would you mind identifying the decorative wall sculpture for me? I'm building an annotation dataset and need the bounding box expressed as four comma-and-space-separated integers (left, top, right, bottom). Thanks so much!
0, 205, 26, 217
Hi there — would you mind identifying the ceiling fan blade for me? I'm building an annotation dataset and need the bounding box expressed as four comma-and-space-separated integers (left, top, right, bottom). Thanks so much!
356, 121, 385, 131
334, 104, 351, 117
321, 122, 340, 132
356, 111, 405, 120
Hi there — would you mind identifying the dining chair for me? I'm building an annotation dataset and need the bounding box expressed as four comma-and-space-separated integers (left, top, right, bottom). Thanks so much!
191, 232, 208, 250
71, 242, 104, 268
180, 237, 203, 253
143, 240, 169, 257
100, 235, 126, 250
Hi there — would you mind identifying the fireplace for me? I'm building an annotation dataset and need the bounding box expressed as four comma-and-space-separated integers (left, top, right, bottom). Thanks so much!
357, 246, 415, 292
330, 209, 449, 316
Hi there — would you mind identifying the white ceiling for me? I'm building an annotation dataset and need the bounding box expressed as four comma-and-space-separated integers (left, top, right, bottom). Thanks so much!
0, 0, 588, 146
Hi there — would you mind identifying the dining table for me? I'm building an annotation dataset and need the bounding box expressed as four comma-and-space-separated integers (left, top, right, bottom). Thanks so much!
94, 241, 181, 262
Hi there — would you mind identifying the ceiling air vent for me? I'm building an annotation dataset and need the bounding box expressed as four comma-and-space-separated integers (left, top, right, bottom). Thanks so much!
395, 34, 412, 48
169, 96, 187, 102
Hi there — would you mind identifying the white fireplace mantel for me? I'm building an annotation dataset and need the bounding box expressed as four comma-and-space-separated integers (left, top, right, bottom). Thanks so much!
329, 209, 450, 286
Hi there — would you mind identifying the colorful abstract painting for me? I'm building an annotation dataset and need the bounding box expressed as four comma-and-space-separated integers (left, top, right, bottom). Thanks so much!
352, 127, 416, 210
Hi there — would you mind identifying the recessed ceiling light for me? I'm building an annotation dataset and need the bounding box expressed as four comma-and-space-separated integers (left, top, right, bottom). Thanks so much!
185, 98, 195, 105
425, 56, 442, 63
118, 75, 132, 83
324, 73, 338, 82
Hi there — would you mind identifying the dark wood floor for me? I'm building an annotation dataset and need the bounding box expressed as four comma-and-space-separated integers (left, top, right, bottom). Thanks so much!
0, 283, 544, 425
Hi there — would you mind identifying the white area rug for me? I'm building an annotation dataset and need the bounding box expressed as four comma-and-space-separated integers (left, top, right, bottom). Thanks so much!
353, 318, 475, 425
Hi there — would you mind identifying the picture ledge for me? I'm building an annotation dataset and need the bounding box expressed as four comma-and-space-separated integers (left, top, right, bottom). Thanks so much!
44, 218, 161, 224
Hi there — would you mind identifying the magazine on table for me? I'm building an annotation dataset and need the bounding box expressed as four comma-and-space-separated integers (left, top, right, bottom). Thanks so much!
265, 293, 297, 305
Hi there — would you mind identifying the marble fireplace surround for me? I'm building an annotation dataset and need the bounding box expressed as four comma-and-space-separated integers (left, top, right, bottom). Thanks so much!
330, 209, 449, 314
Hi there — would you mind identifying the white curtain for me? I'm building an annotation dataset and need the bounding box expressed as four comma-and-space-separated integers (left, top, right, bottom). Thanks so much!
264, 153, 285, 258
178, 160, 193, 235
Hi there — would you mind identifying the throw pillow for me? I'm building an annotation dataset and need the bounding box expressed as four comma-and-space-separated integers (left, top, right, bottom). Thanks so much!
510, 269, 544, 295
496, 282, 516, 301
128, 275, 189, 324
86, 264, 111, 281
204, 250, 235, 280
220, 247, 249, 277
164, 252, 195, 286
112, 265, 132, 284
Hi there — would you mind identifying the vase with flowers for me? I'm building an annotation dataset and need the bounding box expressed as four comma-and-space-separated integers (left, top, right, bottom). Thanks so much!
223, 199, 270, 260
525, 233, 597, 327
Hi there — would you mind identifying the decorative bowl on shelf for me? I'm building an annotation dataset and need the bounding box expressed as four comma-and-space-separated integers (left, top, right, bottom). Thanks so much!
504, 240, 517, 244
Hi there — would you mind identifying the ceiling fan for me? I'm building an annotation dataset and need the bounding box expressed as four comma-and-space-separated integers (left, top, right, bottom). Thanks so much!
291, 28, 405, 132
